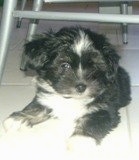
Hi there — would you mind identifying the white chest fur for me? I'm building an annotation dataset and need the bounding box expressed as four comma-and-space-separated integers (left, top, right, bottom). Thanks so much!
37, 93, 93, 121
37, 93, 94, 139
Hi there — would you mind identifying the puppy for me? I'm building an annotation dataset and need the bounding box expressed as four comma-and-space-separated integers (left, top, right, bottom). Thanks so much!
4, 27, 131, 150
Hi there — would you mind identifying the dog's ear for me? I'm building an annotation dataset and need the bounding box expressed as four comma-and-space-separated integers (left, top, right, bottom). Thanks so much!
24, 38, 49, 70
88, 31, 120, 81
23, 34, 56, 72
102, 43, 120, 81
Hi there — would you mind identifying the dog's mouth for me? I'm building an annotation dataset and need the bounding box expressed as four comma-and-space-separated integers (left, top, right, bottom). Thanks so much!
62, 89, 91, 99
63, 95, 72, 99
62, 93, 95, 106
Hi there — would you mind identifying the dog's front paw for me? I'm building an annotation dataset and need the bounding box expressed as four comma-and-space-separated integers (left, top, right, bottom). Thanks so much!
67, 136, 99, 160
3, 111, 33, 132
3, 117, 23, 132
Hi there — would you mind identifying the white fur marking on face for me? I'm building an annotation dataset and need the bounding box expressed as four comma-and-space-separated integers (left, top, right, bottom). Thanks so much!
73, 30, 91, 57
77, 63, 83, 79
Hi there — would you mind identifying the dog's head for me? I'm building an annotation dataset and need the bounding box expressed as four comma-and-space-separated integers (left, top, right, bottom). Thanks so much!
24, 27, 120, 98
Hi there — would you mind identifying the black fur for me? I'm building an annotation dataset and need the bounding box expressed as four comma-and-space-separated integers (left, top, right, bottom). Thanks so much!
5, 27, 131, 144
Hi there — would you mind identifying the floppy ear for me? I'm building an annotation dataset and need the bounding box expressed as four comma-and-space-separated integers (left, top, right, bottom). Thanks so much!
87, 31, 120, 81
24, 38, 49, 71
23, 34, 57, 73
102, 43, 120, 81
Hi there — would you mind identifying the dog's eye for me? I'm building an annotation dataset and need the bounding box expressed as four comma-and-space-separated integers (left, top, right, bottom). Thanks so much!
60, 62, 71, 70
92, 51, 98, 58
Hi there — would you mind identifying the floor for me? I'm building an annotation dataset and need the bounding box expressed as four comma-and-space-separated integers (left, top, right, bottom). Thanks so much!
0, 2, 139, 160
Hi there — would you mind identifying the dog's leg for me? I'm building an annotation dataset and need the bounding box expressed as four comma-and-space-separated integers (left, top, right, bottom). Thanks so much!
3, 100, 52, 131
74, 109, 120, 144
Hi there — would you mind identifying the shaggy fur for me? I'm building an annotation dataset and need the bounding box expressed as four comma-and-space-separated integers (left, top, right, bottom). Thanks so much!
4, 27, 131, 146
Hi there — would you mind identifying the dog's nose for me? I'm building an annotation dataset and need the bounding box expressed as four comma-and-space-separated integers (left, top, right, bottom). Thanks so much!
75, 83, 86, 93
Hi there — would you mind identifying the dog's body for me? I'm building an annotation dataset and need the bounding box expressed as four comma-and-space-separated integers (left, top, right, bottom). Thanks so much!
4, 27, 131, 157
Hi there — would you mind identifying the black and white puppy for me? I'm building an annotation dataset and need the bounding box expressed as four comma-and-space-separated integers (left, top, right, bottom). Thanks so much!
4, 27, 131, 147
